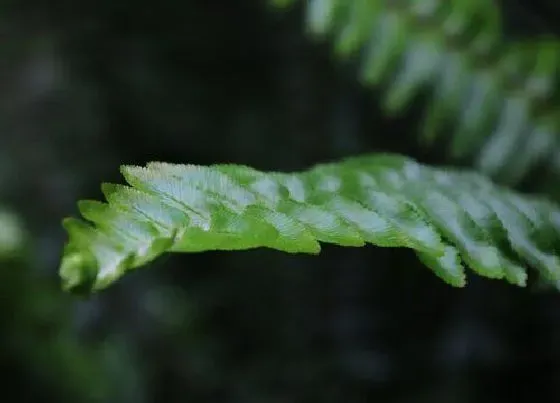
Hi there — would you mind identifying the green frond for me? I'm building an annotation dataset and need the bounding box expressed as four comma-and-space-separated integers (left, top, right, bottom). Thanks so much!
272, 0, 560, 185
61, 154, 560, 292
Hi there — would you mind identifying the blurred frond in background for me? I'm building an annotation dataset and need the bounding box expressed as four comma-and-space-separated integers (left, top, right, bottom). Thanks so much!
274, 0, 560, 192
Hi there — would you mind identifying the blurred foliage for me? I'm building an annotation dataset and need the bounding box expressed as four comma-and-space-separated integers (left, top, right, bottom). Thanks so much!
1, 0, 560, 402
274, 0, 560, 193
0, 209, 24, 257
0, 208, 143, 402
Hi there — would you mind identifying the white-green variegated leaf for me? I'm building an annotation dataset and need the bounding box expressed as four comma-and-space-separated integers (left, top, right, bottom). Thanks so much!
60, 153, 560, 292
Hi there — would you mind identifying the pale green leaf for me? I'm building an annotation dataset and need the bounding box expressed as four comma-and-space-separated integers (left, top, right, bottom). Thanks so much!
60, 154, 560, 292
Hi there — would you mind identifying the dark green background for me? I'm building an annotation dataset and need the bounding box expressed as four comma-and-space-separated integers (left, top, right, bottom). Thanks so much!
1, 1, 559, 402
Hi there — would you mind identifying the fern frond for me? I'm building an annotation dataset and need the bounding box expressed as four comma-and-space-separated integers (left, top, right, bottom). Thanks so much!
272, 0, 560, 185
60, 154, 560, 292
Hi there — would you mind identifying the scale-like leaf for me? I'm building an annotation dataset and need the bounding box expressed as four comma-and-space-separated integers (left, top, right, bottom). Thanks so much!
60, 154, 560, 292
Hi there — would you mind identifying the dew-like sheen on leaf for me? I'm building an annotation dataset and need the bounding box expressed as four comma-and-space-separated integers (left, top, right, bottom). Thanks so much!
60, 153, 560, 292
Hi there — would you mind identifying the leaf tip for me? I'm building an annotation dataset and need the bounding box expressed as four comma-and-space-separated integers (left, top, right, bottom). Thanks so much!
59, 248, 98, 294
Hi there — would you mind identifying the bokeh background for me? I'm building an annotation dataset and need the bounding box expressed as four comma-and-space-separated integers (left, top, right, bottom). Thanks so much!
1, 1, 560, 402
